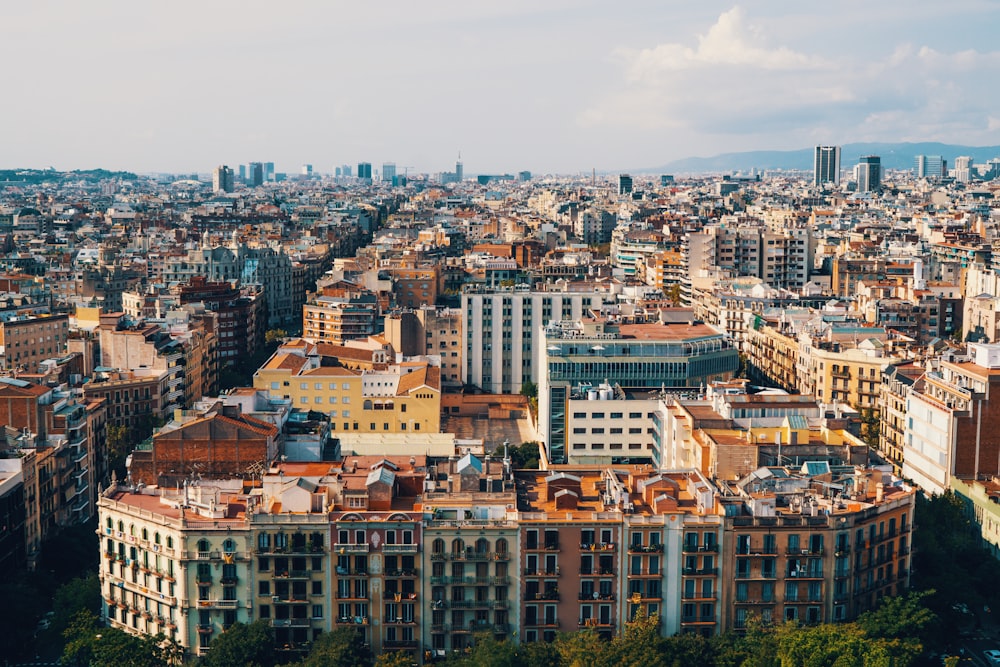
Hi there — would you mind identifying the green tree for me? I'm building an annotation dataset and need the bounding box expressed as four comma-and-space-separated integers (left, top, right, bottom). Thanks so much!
860, 408, 881, 449
519, 381, 538, 399
300, 627, 372, 667
62, 609, 178, 667
265, 329, 288, 345
667, 283, 683, 306
496, 441, 541, 470
50, 574, 102, 639
199, 619, 275, 667
374, 651, 414, 667
552, 628, 606, 667
107, 423, 130, 477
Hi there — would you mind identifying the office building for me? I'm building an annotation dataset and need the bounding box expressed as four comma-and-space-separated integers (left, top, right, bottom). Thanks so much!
954, 156, 974, 183
382, 163, 397, 185
358, 162, 373, 182
461, 284, 616, 395
302, 164, 314, 176
813, 146, 841, 186
249, 162, 264, 187
914, 155, 946, 180
618, 174, 633, 195
538, 313, 738, 464
211, 165, 234, 193
455, 159, 463, 183
856, 156, 881, 193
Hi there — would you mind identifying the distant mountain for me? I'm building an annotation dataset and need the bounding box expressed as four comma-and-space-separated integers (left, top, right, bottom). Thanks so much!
645, 142, 1000, 174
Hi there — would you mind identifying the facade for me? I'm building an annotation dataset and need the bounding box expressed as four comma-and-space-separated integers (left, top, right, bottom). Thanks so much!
0, 313, 69, 372
253, 341, 441, 435
902, 344, 1000, 495
814, 146, 841, 186
461, 285, 616, 395
303, 294, 379, 345
857, 156, 881, 193
719, 465, 915, 629
212, 166, 234, 193
538, 314, 738, 464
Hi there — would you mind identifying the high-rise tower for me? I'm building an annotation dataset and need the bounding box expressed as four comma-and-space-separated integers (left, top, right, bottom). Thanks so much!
813, 146, 841, 185
857, 155, 881, 193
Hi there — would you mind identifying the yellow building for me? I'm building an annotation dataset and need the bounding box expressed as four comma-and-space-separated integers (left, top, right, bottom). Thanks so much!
253, 342, 441, 434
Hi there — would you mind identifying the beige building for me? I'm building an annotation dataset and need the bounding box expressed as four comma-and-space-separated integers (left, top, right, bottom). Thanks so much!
253, 341, 442, 435
0, 313, 70, 372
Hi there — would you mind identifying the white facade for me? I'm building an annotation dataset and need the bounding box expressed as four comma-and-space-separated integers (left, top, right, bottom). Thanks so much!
461, 287, 614, 394
901, 391, 955, 495
565, 394, 660, 465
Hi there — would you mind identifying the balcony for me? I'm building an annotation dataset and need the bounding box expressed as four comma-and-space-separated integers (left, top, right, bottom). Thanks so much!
335, 593, 370, 601
333, 543, 369, 554
383, 640, 419, 649
628, 569, 662, 578
430, 624, 450, 633
271, 619, 312, 628
578, 592, 615, 601
198, 599, 239, 609
334, 567, 368, 577
196, 574, 213, 585
627, 543, 664, 554
681, 592, 717, 601
197, 624, 213, 634
580, 542, 617, 552
524, 618, 559, 628
382, 591, 419, 602
526, 543, 560, 552
526, 591, 560, 602
384, 568, 419, 577
382, 543, 419, 554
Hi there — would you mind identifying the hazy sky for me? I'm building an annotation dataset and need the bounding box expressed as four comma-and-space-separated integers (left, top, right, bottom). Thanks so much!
3, 1, 999, 175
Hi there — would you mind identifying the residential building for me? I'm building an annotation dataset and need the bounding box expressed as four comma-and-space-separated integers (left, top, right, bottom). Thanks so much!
252, 340, 441, 435
0, 313, 70, 372
902, 343, 1000, 495
212, 166, 234, 194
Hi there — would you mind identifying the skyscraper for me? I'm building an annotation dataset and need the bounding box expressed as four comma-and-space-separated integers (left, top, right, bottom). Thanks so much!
954, 156, 974, 183
455, 159, 463, 182
813, 146, 841, 185
264, 162, 275, 182
357, 162, 372, 182
382, 162, 397, 185
915, 155, 946, 180
248, 162, 264, 187
857, 155, 881, 193
618, 174, 633, 195
212, 165, 234, 193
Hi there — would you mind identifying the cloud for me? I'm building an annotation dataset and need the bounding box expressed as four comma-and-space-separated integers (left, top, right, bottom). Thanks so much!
583, 6, 1000, 154
618, 6, 827, 84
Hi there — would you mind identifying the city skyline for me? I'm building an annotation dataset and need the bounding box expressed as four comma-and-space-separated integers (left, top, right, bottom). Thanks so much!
2, 1, 999, 174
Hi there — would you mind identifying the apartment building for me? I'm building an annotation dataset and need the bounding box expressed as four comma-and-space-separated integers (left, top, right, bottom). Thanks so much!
903, 343, 1000, 494
461, 284, 616, 395
383, 307, 463, 389
302, 293, 379, 345
718, 465, 915, 628
253, 341, 441, 435
0, 312, 69, 372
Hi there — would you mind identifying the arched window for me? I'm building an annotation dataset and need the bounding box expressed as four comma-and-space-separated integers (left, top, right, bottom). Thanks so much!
154, 532, 161, 545
475, 538, 489, 554
166, 536, 174, 549
495, 538, 508, 555
363, 400, 373, 410
117, 520, 124, 533
451, 538, 465, 555
142, 528, 148, 541
130, 524, 136, 536
258, 533, 271, 551
106, 517, 113, 530
432, 538, 445, 554
197, 539, 210, 553
223, 539, 236, 554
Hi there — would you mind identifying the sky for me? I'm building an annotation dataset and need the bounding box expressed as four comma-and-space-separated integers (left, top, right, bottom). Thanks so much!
2, 0, 999, 175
